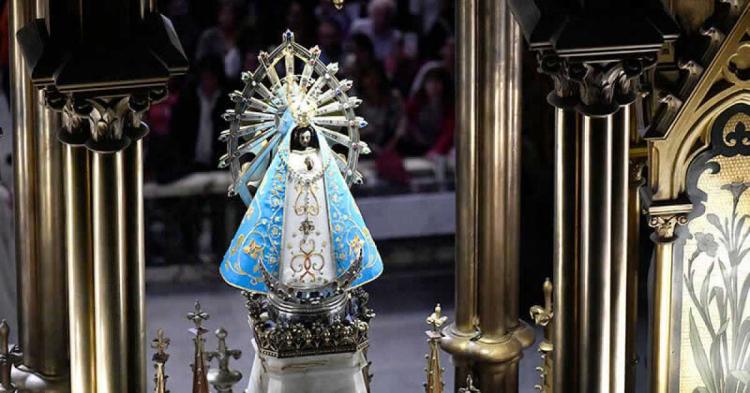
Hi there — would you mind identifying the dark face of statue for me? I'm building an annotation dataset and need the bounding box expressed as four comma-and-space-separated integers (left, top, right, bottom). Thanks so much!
299, 130, 312, 148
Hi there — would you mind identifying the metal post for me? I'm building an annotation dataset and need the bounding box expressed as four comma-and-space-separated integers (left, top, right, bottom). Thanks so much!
9, 0, 41, 372
443, 0, 533, 391
123, 140, 146, 392
63, 139, 95, 393
92, 151, 128, 393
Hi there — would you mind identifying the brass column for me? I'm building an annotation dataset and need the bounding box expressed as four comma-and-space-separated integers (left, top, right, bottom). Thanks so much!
9, 0, 40, 372
448, 0, 479, 384
536, 58, 645, 393
16, 0, 187, 388
62, 133, 95, 393
552, 103, 580, 391
10, 0, 68, 385
442, 0, 533, 391
92, 151, 128, 393
509, 1, 677, 390
625, 115, 646, 393
124, 139, 147, 393
645, 207, 689, 393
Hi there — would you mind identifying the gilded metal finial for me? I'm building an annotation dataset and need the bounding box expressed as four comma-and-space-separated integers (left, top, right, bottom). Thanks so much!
151, 329, 171, 393
426, 304, 448, 332
424, 304, 447, 393
529, 279, 554, 392
0, 320, 12, 392
188, 301, 210, 332
207, 327, 243, 393
332, 0, 345, 10
188, 302, 210, 393
0, 320, 20, 393
458, 375, 480, 393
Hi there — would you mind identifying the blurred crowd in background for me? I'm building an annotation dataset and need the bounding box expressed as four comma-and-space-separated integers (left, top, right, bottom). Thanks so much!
143, 0, 456, 186
0, 0, 554, 298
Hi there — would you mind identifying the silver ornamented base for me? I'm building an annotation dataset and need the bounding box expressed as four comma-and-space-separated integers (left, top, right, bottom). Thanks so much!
243, 289, 374, 359
246, 341, 369, 393
242, 289, 374, 393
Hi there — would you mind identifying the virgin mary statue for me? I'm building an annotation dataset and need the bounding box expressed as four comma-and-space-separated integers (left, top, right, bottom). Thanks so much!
219, 111, 383, 297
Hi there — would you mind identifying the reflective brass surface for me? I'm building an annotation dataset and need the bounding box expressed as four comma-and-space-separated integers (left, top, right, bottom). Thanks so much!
610, 104, 631, 393
552, 107, 580, 392
34, 87, 67, 378
63, 142, 95, 393
454, 0, 478, 336
9, 0, 41, 372
580, 115, 614, 392
92, 152, 128, 393
124, 140, 147, 393
442, 0, 530, 390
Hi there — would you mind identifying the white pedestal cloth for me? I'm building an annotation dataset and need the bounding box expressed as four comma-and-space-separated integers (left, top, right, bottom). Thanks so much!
247, 341, 369, 393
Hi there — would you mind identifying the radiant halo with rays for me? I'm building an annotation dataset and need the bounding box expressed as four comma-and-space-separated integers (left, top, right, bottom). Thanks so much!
219, 30, 370, 206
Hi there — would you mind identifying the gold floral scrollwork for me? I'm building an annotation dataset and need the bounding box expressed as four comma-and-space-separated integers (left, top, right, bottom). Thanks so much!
648, 213, 689, 242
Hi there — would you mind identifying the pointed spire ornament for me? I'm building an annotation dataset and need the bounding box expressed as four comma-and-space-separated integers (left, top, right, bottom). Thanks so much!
0, 320, 20, 393
207, 327, 243, 393
187, 301, 210, 393
424, 304, 448, 393
0, 320, 13, 392
151, 328, 171, 393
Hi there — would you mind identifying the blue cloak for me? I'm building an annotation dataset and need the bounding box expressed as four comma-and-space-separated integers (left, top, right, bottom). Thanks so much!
219, 114, 383, 294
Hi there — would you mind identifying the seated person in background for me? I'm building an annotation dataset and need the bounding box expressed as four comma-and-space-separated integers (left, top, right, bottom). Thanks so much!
403, 67, 455, 157
317, 18, 345, 65
357, 65, 410, 184
409, 36, 455, 98
350, 0, 402, 75
169, 55, 230, 175
343, 33, 377, 82
195, 0, 243, 83
357, 64, 405, 156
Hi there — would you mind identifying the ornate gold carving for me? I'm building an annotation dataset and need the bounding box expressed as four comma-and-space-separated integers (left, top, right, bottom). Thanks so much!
646, 5, 750, 201
700, 26, 727, 65
424, 304, 447, 393
537, 54, 653, 115
151, 328, 170, 393
723, 42, 750, 84
529, 279, 554, 393
332, 0, 344, 9
48, 87, 166, 152
206, 328, 242, 393
648, 214, 689, 241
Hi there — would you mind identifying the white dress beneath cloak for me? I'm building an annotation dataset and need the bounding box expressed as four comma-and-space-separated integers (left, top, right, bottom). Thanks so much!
279, 147, 336, 289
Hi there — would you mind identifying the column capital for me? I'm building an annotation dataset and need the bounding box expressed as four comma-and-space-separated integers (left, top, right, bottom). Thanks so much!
50, 89, 165, 152
510, 0, 678, 116
648, 213, 688, 242
536, 53, 658, 116
16, 9, 187, 153
646, 202, 693, 242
